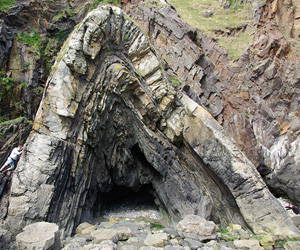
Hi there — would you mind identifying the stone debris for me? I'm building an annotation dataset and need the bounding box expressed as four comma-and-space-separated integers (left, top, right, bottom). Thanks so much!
58, 214, 300, 250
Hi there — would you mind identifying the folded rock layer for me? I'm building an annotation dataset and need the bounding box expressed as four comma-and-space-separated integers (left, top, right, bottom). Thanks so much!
4, 6, 299, 238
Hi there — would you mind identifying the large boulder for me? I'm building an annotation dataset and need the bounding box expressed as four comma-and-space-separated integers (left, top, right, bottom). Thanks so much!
177, 214, 218, 242
16, 222, 60, 250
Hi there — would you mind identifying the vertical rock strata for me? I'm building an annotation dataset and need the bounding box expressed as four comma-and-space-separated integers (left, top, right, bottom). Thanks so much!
4, 6, 299, 238
123, 0, 300, 208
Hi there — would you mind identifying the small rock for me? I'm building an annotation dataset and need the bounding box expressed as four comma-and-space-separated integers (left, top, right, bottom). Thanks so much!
260, 235, 275, 250
62, 242, 84, 250
183, 238, 203, 249
76, 222, 97, 235
115, 227, 133, 240
139, 247, 158, 250
144, 232, 168, 247
203, 10, 213, 18
120, 245, 138, 250
91, 229, 119, 244
164, 245, 185, 250
283, 240, 300, 250
233, 239, 263, 250
100, 222, 116, 229
227, 224, 242, 232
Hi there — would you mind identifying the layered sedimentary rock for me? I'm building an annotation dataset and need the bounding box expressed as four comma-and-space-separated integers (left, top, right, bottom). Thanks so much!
4, 6, 299, 238
122, 0, 300, 206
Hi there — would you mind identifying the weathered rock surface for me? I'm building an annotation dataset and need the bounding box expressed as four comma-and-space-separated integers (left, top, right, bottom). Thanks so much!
16, 221, 60, 250
122, 0, 300, 208
144, 233, 168, 247
177, 215, 218, 242
2, 5, 299, 240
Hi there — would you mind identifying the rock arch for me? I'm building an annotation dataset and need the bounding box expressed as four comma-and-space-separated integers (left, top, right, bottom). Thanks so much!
4, 6, 299, 237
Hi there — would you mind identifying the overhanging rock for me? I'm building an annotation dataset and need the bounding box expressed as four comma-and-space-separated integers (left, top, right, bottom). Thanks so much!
4, 6, 299, 238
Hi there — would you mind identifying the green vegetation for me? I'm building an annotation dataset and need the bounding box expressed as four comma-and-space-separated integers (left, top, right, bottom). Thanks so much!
150, 222, 165, 229
167, 0, 253, 61
0, 71, 28, 121
0, 72, 14, 103
0, 116, 32, 126
0, 0, 15, 11
89, 0, 121, 11
168, 0, 251, 34
217, 27, 253, 61
15, 30, 43, 57
217, 228, 229, 233
52, 9, 77, 21
168, 74, 181, 87
15, 28, 67, 79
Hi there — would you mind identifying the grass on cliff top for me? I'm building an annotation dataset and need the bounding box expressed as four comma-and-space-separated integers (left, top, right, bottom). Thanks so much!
167, 0, 253, 60
0, 0, 15, 11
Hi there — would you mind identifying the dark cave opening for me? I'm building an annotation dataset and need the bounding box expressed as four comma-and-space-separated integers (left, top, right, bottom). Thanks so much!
93, 184, 160, 222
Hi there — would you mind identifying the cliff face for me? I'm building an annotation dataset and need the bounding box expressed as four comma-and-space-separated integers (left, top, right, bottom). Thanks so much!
1, 0, 300, 240
122, 0, 300, 205
2, 5, 299, 238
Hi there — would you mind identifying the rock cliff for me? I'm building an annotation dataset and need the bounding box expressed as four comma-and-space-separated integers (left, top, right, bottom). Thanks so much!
1, 0, 300, 243
3, 5, 299, 239
122, 0, 300, 207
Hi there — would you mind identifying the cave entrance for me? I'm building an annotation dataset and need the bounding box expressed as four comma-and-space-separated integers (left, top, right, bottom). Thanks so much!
93, 184, 162, 223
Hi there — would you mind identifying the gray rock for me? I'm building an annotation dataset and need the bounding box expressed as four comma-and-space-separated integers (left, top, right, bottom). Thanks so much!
76, 222, 97, 235
113, 221, 140, 232
3, 5, 300, 242
91, 229, 119, 244
144, 233, 168, 247
98, 240, 117, 250
120, 245, 139, 250
164, 245, 185, 250
139, 247, 158, 250
16, 222, 60, 250
182, 238, 204, 249
233, 239, 263, 250
0, 227, 12, 250
283, 240, 300, 250
203, 10, 213, 18
177, 215, 218, 236
62, 242, 85, 250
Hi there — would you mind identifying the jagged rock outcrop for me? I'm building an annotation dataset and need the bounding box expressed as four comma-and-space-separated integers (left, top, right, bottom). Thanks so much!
122, 0, 300, 207
3, 6, 299, 239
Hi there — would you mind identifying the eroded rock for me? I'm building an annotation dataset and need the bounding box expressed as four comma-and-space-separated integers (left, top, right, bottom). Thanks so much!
3, 5, 299, 240
16, 222, 60, 250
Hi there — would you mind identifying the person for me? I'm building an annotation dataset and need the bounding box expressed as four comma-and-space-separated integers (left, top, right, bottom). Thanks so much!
0, 145, 23, 173
285, 204, 300, 215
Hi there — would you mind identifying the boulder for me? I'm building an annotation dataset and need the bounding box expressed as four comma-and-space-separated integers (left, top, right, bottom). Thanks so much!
144, 232, 168, 247
76, 222, 97, 236
283, 241, 300, 250
233, 239, 263, 250
91, 229, 119, 244
177, 215, 218, 236
16, 222, 60, 250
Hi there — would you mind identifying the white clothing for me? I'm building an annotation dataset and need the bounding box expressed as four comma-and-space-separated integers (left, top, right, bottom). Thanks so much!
9, 147, 23, 160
